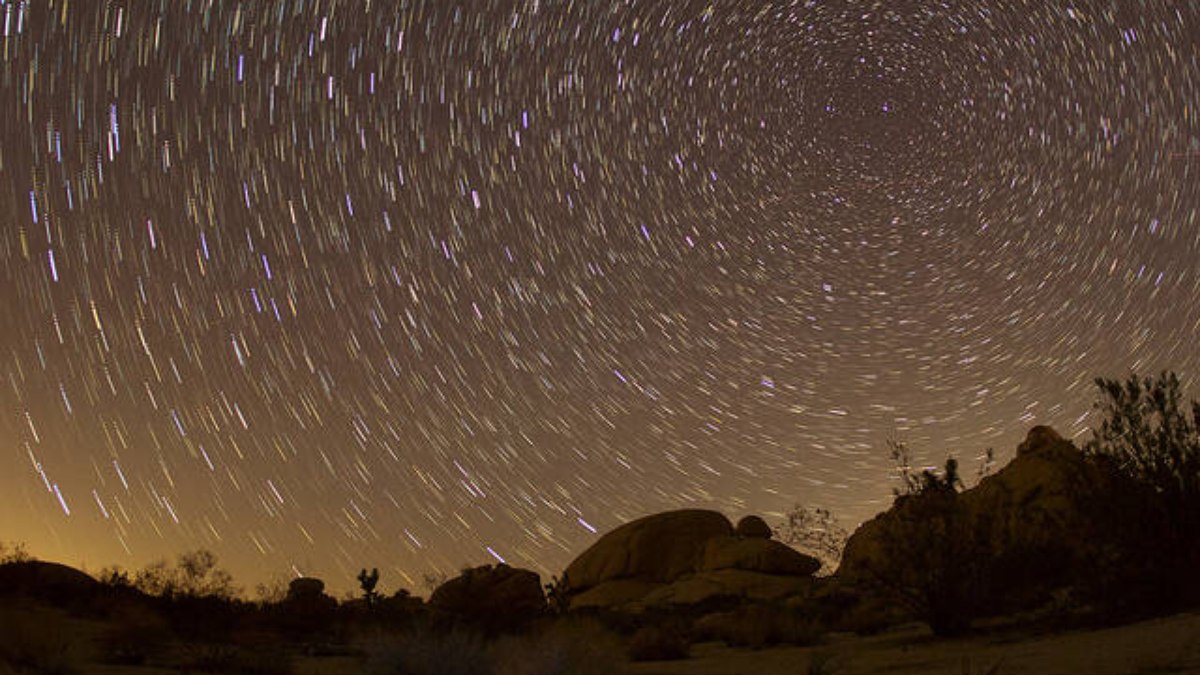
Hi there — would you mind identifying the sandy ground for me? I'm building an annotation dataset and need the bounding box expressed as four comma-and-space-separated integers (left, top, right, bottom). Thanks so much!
629, 612, 1200, 675
12, 606, 1200, 674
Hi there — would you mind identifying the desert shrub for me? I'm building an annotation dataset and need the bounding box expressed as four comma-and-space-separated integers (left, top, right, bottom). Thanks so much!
0, 542, 32, 564
0, 604, 88, 675
626, 622, 690, 662
774, 506, 849, 575
135, 549, 238, 600
490, 617, 628, 675
365, 627, 490, 675
255, 576, 289, 605
861, 444, 994, 637
1084, 372, 1200, 612
543, 574, 571, 615
100, 602, 172, 665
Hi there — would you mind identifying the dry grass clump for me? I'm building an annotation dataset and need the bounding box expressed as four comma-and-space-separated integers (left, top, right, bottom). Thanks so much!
0, 605, 89, 675
490, 617, 628, 675
364, 627, 489, 675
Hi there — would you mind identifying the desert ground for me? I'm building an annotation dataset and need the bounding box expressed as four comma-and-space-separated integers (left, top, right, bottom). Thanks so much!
5, 601, 1198, 675
627, 612, 1200, 675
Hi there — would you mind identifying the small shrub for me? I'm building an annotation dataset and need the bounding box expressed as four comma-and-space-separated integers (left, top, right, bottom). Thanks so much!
0, 542, 33, 564
544, 574, 571, 615
490, 617, 628, 675
860, 442, 994, 637
366, 627, 490, 675
774, 506, 849, 575
626, 623, 690, 662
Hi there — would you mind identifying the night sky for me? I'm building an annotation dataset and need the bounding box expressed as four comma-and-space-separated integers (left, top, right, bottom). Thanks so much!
2, 0, 1198, 594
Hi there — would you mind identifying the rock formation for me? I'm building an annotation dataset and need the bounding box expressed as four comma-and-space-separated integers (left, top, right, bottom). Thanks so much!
562, 509, 820, 611
564, 509, 734, 591
735, 515, 773, 539
287, 577, 327, 600
839, 425, 1116, 614
429, 563, 546, 629
0, 560, 104, 607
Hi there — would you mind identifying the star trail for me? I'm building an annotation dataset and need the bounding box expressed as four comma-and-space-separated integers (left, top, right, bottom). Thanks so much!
2, 0, 1198, 592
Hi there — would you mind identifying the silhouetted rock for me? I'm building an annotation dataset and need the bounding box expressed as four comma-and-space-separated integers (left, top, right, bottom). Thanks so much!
839, 425, 1119, 615
564, 509, 734, 593
287, 577, 326, 600
569, 579, 664, 610
563, 509, 821, 611
735, 515, 773, 539
700, 537, 822, 576
0, 560, 103, 606
429, 564, 545, 630
642, 569, 815, 606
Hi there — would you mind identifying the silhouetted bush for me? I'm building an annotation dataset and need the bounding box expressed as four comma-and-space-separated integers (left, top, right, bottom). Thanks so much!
543, 573, 571, 615
626, 622, 690, 661
774, 506, 849, 576
860, 446, 993, 637
135, 549, 238, 600
0, 542, 32, 564
1084, 372, 1200, 613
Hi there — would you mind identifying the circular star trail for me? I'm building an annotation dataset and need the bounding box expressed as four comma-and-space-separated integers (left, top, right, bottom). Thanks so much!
2, 0, 1198, 592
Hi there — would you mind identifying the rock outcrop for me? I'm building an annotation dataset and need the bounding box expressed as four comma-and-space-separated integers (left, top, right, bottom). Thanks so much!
564, 509, 734, 592
735, 515, 773, 539
429, 564, 546, 629
287, 577, 327, 600
562, 509, 820, 611
700, 537, 821, 576
839, 425, 1116, 612
0, 560, 103, 605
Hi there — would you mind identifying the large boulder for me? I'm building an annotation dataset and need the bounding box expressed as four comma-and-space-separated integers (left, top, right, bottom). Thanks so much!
429, 564, 545, 629
276, 576, 336, 636
735, 515, 773, 539
563, 509, 734, 592
287, 577, 326, 600
700, 537, 822, 576
562, 509, 826, 611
